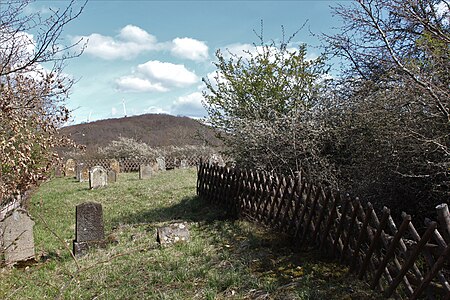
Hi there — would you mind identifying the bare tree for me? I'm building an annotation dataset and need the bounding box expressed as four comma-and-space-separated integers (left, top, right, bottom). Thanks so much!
0, 0, 86, 204
322, 0, 449, 216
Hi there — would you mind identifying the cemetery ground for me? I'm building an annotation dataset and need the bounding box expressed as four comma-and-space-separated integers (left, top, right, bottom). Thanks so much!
0, 168, 381, 299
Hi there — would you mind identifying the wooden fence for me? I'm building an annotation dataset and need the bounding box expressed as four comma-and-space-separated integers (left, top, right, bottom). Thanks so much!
65, 156, 202, 174
197, 162, 450, 299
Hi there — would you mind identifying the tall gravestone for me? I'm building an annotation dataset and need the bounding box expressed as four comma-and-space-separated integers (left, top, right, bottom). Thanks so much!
73, 202, 106, 256
81, 165, 90, 182
139, 164, 153, 179
109, 159, 120, 175
156, 157, 166, 171
54, 165, 63, 178
76, 163, 84, 182
89, 166, 107, 189
107, 170, 116, 183
65, 159, 76, 177
0, 209, 35, 265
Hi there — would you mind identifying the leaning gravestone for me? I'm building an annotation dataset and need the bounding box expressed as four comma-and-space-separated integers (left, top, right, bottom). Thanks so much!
65, 158, 76, 178
0, 209, 35, 265
156, 157, 166, 171
156, 222, 190, 245
107, 170, 116, 183
109, 159, 120, 175
73, 202, 106, 256
89, 166, 107, 189
139, 164, 153, 179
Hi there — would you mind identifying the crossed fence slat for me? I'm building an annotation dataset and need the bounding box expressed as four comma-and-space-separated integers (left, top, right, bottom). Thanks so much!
197, 162, 450, 299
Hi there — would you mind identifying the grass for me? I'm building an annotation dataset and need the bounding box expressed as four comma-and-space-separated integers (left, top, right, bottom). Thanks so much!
0, 168, 382, 299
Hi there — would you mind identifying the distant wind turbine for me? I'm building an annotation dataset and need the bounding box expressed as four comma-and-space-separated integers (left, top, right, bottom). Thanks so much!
122, 98, 127, 117
87, 111, 92, 123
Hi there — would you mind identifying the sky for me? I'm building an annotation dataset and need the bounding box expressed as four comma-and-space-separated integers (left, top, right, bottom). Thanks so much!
29, 0, 346, 124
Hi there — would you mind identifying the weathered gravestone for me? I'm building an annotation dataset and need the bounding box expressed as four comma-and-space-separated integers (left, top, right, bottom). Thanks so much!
0, 209, 35, 265
73, 202, 106, 256
89, 166, 107, 189
107, 170, 116, 183
139, 164, 153, 179
65, 158, 76, 177
156, 157, 166, 171
54, 165, 63, 177
156, 222, 190, 246
180, 159, 188, 169
109, 159, 120, 175
81, 166, 89, 182
76, 163, 87, 182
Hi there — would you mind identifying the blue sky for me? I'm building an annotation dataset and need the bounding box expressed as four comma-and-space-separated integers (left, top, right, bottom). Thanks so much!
31, 0, 345, 124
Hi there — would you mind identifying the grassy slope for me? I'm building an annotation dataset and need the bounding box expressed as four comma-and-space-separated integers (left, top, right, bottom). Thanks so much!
0, 169, 381, 299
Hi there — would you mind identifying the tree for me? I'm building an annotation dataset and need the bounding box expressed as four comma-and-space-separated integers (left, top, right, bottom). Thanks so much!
0, 0, 86, 204
322, 0, 449, 216
202, 38, 334, 182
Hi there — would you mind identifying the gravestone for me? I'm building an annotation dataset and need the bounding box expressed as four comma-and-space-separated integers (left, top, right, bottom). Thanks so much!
89, 166, 107, 189
107, 170, 116, 183
81, 166, 90, 182
109, 159, 120, 175
156, 157, 166, 171
54, 165, 63, 177
65, 159, 76, 177
180, 159, 188, 169
139, 164, 153, 179
76, 163, 84, 182
73, 202, 106, 256
0, 209, 35, 265
156, 222, 190, 245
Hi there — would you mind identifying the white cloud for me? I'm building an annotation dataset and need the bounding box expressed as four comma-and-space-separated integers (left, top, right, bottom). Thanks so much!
171, 92, 206, 117
75, 25, 160, 60
111, 107, 118, 116
171, 37, 209, 61
116, 60, 199, 92
137, 60, 198, 87
115, 76, 168, 93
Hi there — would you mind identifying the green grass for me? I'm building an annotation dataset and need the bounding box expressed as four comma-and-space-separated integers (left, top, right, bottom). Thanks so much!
0, 168, 382, 299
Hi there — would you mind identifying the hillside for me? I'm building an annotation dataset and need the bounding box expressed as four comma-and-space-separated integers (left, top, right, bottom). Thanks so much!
59, 114, 220, 152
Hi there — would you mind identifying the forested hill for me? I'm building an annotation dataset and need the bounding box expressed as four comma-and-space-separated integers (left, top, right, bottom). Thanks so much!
59, 114, 219, 151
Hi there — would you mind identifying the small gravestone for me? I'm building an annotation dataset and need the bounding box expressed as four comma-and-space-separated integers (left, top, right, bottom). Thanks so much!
73, 202, 106, 256
156, 157, 166, 171
89, 166, 107, 189
65, 158, 76, 177
55, 165, 63, 177
157, 222, 190, 245
81, 166, 89, 182
76, 163, 84, 182
180, 159, 188, 169
0, 209, 35, 265
109, 159, 120, 175
107, 170, 116, 183
139, 164, 153, 179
